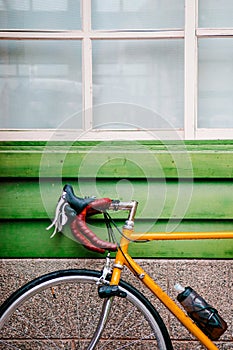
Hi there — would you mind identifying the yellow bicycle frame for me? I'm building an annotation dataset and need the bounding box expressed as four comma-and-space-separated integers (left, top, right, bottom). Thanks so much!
110, 227, 233, 350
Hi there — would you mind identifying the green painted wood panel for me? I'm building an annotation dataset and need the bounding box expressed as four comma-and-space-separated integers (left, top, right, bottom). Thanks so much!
1, 220, 233, 258
0, 141, 232, 258
1, 141, 233, 178
0, 179, 232, 219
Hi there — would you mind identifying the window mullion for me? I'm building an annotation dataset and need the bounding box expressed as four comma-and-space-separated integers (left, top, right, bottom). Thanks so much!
197, 28, 233, 37
184, 0, 197, 140
82, 0, 93, 131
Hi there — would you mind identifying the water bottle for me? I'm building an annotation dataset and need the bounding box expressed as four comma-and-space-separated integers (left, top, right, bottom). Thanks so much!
174, 284, 228, 340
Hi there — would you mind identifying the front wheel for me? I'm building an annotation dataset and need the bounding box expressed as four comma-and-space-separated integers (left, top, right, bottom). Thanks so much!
0, 269, 173, 349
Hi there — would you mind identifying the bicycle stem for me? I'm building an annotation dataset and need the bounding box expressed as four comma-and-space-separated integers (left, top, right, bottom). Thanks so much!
109, 200, 138, 229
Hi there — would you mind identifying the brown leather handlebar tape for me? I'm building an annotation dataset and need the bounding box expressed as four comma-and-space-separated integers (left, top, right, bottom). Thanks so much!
70, 198, 117, 253
86, 197, 112, 216
70, 218, 105, 254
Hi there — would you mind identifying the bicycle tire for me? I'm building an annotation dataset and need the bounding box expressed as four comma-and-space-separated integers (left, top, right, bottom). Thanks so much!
0, 269, 173, 349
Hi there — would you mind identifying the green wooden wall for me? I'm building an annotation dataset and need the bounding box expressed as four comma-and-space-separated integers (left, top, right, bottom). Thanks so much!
0, 140, 233, 258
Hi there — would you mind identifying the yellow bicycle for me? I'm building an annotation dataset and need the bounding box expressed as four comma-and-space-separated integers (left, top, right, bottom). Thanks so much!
1, 184, 232, 349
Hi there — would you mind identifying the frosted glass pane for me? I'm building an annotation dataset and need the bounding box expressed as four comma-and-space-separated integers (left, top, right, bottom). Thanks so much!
0, 0, 81, 29
198, 39, 233, 128
93, 40, 184, 129
199, 0, 233, 27
0, 40, 82, 129
92, 0, 184, 30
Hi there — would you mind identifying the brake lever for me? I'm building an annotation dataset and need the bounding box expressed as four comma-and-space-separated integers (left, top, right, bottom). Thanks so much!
46, 192, 76, 238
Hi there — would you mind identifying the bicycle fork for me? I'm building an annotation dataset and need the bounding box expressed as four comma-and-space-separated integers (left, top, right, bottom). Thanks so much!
87, 253, 121, 350
87, 297, 113, 350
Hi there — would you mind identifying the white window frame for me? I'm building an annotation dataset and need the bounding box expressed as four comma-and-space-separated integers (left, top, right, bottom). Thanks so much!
0, 0, 232, 141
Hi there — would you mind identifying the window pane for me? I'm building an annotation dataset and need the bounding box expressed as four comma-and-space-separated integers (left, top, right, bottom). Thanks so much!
199, 0, 233, 28
198, 39, 233, 128
0, 40, 82, 129
0, 0, 81, 30
92, 0, 184, 30
93, 40, 184, 129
